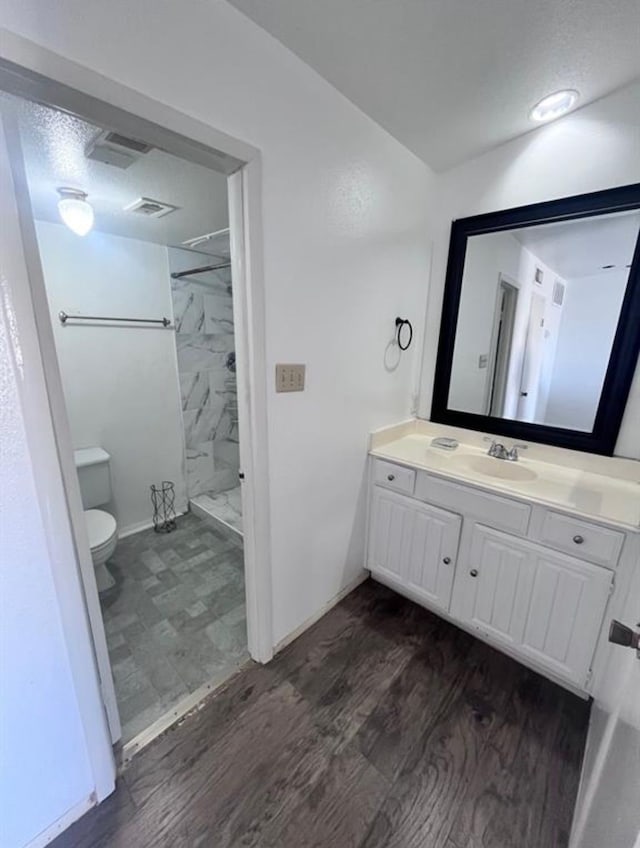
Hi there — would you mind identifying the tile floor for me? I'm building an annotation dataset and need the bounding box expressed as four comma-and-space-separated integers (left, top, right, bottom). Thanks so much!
190, 485, 243, 536
101, 511, 247, 744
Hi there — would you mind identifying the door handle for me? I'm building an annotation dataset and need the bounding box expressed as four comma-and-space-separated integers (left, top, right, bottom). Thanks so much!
608, 620, 640, 657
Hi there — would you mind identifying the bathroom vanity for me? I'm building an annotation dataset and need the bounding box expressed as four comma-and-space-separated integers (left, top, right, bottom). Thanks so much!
366, 420, 640, 696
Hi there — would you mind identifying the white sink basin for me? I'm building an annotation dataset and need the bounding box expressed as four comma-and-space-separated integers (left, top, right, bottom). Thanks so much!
455, 454, 538, 482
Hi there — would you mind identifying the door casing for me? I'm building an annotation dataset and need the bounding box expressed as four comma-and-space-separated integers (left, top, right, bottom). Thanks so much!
0, 29, 274, 786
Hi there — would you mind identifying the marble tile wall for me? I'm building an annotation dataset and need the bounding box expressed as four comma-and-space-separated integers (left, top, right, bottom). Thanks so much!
169, 247, 240, 499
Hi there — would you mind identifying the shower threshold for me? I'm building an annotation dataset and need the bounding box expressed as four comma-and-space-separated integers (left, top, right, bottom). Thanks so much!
190, 485, 243, 541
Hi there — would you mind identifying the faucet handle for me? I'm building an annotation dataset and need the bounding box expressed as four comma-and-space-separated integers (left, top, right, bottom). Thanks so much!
507, 443, 528, 461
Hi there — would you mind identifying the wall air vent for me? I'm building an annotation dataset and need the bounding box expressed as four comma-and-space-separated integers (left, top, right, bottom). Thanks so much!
86, 131, 153, 169
552, 280, 565, 307
123, 197, 179, 218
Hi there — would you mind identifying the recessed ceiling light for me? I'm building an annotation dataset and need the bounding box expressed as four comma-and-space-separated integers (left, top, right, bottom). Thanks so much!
529, 90, 579, 123
57, 187, 94, 236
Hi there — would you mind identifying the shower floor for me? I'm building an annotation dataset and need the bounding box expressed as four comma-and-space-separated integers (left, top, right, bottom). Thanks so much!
190, 485, 243, 538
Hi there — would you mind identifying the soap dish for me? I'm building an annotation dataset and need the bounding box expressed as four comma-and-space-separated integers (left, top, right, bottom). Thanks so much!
431, 437, 459, 451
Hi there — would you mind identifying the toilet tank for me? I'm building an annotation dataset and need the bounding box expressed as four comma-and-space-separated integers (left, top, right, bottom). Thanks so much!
74, 447, 112, 509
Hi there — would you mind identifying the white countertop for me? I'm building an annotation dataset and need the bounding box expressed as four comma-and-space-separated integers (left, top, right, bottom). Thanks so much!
369, 421, 640, 530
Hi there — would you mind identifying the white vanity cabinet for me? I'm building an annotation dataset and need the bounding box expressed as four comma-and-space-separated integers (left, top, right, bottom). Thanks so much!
369, 487, 461, 613
367, 457, 629, 694
452, 525, 613, 687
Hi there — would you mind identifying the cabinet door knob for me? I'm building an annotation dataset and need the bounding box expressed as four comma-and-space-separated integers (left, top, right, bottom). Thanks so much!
573, 534, 584, 545
443, 556, 451, 564
387, 474, 395, 481
470, 569, 478, 577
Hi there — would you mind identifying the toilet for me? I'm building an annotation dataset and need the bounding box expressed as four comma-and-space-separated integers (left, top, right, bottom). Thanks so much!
74, 447, 118, 593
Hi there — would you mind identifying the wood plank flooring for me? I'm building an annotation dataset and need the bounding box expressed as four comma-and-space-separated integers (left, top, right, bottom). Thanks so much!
51, 580, 589, 848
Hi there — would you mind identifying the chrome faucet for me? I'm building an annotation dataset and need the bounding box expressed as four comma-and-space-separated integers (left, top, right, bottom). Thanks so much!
484, 437, 528, 461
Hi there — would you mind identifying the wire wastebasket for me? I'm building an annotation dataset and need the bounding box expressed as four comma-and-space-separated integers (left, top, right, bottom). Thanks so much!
150, 481, 177, 533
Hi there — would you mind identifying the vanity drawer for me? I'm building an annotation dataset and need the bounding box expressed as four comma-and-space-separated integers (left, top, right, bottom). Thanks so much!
415, 472, 531, 535
373, 459, 415, 495
534, 511, 624, 567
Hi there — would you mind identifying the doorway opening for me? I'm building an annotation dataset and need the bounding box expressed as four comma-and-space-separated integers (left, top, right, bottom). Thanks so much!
486, 275, 519, 416
1, 87, 264, 755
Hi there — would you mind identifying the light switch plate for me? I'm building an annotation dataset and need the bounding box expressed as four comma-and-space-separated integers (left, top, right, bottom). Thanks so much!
276, 363, 306, 392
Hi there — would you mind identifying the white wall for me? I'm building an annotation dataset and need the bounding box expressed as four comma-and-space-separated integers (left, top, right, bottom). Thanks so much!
419, 80, 640, 458
546, 269, 629, 431
35, 221, 187, 535
1, 1, 435, 642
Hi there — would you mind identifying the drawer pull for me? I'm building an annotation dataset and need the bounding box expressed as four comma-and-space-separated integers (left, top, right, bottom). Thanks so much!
470, 569, 478, 577
443, 556, 451, 565
387, 474, 395, 481
573, 534, 585, 545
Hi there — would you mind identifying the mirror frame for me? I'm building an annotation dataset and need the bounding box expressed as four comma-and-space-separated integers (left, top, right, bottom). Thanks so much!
431, 183, 640, 456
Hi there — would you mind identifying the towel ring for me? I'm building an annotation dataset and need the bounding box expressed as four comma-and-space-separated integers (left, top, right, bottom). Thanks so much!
395, 317, 413, 351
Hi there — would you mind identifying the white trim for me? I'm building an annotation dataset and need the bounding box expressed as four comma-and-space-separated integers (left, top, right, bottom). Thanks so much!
229, 163, 274, 663
1, 111, 117, 799
273, 573, 368, 655
117, 509, 188, 540
0, 28, 274, 793
24, 794, 96, 848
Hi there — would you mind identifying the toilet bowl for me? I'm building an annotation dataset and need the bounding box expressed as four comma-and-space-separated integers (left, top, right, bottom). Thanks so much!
85, 508, 118, 592
74, 447, 119, 594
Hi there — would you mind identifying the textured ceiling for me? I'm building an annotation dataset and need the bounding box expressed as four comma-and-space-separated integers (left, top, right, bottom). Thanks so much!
226, 0, 640, 171
13, 98, 229, 252
513, 211, 640, 279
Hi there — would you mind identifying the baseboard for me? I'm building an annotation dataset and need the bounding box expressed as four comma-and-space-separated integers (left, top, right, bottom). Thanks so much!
273, 571, 368, 655
118, 508, 188, 540
25, 793, 96, 848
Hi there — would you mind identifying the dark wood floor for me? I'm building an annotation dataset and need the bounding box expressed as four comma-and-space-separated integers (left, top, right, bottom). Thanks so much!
52, 580, 589, 848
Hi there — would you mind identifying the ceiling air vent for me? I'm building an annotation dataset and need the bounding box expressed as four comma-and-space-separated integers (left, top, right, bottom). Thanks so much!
86, 130, 153, 169
102, 132, 153, 154
552, 280, 565, 307
124, 197, 179, 218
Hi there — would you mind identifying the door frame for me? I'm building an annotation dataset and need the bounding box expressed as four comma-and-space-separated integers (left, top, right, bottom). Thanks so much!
516, 290, 546, 421
0, 32, 274, 758
485, 273, 519, 416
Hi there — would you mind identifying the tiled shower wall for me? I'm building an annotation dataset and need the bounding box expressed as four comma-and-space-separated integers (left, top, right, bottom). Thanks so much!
169, 247, 239, 498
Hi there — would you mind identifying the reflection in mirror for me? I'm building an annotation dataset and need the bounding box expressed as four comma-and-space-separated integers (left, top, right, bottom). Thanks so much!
448, 210, 640, 432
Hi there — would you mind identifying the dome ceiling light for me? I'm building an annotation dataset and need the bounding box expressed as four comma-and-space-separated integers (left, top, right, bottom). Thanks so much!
57, 187, 95, 236
529, 90, 579, 123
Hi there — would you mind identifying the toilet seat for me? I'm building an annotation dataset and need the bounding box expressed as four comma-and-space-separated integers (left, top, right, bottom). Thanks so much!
84, 508, 118, 567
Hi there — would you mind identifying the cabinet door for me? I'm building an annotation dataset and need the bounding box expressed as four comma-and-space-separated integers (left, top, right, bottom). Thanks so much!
368, 487, 461, 612
462, 525, 613, 686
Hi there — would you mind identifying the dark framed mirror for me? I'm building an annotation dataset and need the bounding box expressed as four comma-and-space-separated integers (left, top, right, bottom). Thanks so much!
431, 184, 640, 455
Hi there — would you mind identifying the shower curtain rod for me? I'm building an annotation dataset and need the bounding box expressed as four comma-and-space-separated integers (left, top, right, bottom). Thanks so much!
171, 261, 231, 280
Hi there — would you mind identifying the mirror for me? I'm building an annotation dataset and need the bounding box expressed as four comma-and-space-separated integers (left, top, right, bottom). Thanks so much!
431, 185, 640, 455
